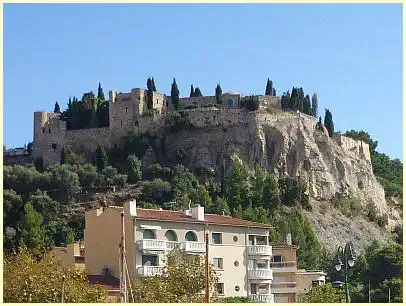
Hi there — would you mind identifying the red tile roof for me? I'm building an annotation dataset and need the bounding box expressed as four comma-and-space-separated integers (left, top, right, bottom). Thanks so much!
88, 275, 120, 289
136, 208, 273, 229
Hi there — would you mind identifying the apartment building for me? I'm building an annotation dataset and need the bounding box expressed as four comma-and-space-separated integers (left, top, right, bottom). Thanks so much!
271, 244, 326, 302
82, 200, 325, 303
50, 240, 85, 272
84, 200, 275, 302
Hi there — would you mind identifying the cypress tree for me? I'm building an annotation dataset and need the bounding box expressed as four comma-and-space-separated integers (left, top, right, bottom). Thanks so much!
54, 102, 61, 113
303, 95, 312, 115
60, 148, 66, 164
272, 88, 276, 96
147, 78, 153, 91
215, 83, 223, 105
312, 93, 318, 118
281, 92, 290, 110
146, 78, 153, 110
96, 145, 109, 171
290, 87, 299, 110
265, 79, 273, 95
194, 87, 203, 97
97, 83, 105, 100
171, 78, 180, 111
190, 84, 194, 97
324, 109, 334, 137
151, 77, 157, 92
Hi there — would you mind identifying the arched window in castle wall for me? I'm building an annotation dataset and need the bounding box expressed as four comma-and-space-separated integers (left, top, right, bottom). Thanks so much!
165, 230, 178, 241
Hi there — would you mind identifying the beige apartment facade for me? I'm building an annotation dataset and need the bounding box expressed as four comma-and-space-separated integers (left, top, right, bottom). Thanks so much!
83, 200, 325, 303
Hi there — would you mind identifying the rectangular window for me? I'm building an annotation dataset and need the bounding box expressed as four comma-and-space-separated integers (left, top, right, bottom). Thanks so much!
251, 283, 257, 294
142, 255, 158, 266
212, 233, 222, 244
216, 283, 224, 295
213, 257, 223, 270
49, 129, 51, 133
256, 236, 267, 245
272, 255, 283, 262
125, 107, 128, 114
51, 143, 57, 149
249, 235, 255, 245
120, 121, 123, 127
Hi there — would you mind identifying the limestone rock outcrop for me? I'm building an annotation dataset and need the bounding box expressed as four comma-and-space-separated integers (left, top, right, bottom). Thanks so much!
144, 111, 387, 214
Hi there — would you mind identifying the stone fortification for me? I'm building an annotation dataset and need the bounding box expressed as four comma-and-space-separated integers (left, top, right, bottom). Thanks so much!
31, 85, 385, 216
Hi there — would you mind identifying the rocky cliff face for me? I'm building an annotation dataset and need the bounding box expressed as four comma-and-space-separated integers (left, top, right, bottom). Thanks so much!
143, 111, 388, 214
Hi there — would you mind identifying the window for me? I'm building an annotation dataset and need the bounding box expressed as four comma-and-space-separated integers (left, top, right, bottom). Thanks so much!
216, 283, 224, 295
257, 260, 268, 269
233, 236, 238, 242
165, 230, 177, 241
49, 129, 51, 133
185, 231, 197, 242
142, 255, 157, 266
125, 107, 128, 114
234, 261, 239, 267
143, 229, 156, 239
120, 121, 123, 127
251, 284, 257, 294
51, 143, 57, 149
256, 236, 267, 245
212, 233, 222, 244
272, 255, 284, 263
213, 258, 223, 270
42, 128, 45, 134
235, 286, 240, 292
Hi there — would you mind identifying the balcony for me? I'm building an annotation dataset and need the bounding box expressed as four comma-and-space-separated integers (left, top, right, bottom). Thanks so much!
270, 261, 297, 273
137, 266, 165, 277
166, 241, 181, 250
248, 269, 273, 280
180, 241, 205, 253
249, 294, 274, 303
248, 245, 272, 256
138, 239, 167, 252
271, 282, 297, 293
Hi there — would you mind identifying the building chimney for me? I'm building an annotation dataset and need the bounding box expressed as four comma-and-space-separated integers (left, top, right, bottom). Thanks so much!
129, 200, 137, 217
286, 233, 292, 246
191, 205, 205, 221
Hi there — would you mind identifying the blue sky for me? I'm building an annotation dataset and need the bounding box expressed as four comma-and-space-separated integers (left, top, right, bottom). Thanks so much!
4, 4, 402, 159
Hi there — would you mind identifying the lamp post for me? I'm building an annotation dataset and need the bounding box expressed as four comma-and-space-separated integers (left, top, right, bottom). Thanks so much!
334, 242, 356, 303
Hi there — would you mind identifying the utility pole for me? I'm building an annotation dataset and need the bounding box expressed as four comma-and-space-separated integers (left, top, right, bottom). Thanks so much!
119, 211, 127, 303
205, 232, 210, 303
388, 287, 391, 303
368, 280, 371, 303
61, 275, 66, 303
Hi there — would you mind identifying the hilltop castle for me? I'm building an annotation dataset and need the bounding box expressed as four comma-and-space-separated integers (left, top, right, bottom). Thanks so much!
32, 86, 283, 165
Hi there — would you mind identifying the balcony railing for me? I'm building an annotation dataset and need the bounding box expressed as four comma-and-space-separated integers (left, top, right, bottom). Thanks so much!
138, 239, 167, 251
166, 241, 181, 250
181, 241, 206, 253
249, 294, 274, 303
271, 282, 297, 293
248, 245, 272, 256
248, 269, 273, 280
270, 261, 297, 272
137, 266, 165, 277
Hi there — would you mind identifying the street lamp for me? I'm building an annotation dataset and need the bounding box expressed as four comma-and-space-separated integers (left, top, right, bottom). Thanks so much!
334, 242, 356, 303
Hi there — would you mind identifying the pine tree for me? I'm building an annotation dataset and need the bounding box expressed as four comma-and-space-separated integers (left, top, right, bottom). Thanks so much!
151, 77, 157, 91
190, 84, 194, 97
312, 93, 318, 118
97, 83, 105, 100
303, 95, 312, 115
215, 83, 222, 105
96, 145, 109, 171
324, 109, 334, 137
265, 79, 273, 95
194, 87, 203, 97
54, 102, 61, 113
171, 78, 180, 111
263, 173, 280, 212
